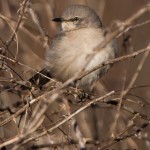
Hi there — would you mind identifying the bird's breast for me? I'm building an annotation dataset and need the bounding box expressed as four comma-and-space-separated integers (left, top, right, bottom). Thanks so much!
47, 28, 115, 85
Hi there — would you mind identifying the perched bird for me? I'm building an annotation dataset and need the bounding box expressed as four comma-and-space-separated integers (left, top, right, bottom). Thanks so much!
23, 4, 118, 146
26, 5, 117, 91
45, 5, 117, 90
44, 5, 118, 142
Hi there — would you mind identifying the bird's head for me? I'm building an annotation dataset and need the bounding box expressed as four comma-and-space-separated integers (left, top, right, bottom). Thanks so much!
52, 5, 102, 31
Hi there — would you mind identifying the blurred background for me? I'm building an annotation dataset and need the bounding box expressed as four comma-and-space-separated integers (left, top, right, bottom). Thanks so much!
0, 0, 150, 149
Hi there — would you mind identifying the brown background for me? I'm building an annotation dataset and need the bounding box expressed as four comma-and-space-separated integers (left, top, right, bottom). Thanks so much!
0, 0, 150, 149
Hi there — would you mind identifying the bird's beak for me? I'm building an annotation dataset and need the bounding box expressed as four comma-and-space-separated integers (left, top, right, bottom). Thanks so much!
52, 18, 64, 22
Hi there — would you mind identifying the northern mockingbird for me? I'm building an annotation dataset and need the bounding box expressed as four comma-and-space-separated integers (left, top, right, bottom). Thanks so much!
21, 4, 118, 143
44, 5, 118, 140
45, 4, 117, 89
24, 5, 117, 91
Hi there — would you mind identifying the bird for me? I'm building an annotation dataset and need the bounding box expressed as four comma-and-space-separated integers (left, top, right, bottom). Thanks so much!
24, 5, 117, 91
20, 4, 118, 147
45, 4, 117, 90
44, 5, 118, 142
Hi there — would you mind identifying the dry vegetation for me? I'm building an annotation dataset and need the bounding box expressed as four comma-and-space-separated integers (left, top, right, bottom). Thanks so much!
0, 0, 150, 150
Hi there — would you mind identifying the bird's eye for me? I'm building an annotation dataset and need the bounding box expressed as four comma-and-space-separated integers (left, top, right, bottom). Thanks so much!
73, 17, 79, 21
